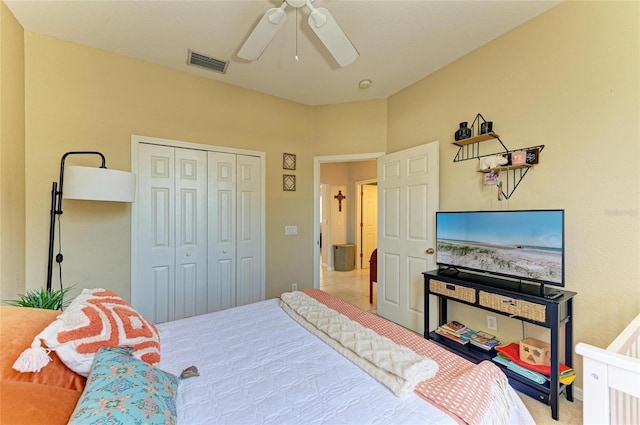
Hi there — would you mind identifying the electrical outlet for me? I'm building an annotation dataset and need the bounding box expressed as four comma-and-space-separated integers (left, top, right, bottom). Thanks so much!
486, 315, 498, 331
291, 283, 298, 291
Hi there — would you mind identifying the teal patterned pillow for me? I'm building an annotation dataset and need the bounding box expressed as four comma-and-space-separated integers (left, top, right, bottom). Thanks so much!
68, 346, 178, 425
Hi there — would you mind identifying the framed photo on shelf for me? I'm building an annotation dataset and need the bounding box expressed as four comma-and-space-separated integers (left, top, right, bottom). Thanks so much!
283, 174, 296, 191
526, 148, 540, 164
283, 153, 296, 170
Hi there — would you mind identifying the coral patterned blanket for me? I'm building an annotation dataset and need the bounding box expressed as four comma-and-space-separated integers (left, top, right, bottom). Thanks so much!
299, 289, 516, 425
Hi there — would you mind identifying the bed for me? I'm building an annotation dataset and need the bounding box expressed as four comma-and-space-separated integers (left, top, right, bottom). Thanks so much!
576, 313, 640, 425
1, 288, 535, 424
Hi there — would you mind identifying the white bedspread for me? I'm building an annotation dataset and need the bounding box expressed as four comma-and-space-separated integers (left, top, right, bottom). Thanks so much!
158, 299, 534, 425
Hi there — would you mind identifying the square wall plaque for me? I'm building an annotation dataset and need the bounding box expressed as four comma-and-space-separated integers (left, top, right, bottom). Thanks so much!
283, 174, 296, 191
283, 153, 296, 170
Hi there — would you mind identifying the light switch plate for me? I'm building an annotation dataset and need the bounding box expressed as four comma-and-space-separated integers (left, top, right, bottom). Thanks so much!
285, 225, 297, 235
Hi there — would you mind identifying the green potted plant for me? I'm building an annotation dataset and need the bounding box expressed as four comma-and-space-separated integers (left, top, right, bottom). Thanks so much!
4, 286, 74, 310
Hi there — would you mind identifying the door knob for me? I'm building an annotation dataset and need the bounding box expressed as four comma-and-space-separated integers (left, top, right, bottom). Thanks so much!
425, 248, 435, 255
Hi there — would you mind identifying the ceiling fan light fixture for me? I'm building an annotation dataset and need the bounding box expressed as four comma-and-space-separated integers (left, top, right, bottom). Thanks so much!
308, 9, 327, 28
268, 8, 287, 25
359, 79, 372, 89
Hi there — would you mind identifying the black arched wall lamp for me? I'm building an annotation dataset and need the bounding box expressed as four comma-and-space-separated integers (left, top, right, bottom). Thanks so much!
47, 151, 136, 291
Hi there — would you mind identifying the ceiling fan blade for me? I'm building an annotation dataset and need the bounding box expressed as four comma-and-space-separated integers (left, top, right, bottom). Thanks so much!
307, 7, 359, 67
238, 6, 288, 61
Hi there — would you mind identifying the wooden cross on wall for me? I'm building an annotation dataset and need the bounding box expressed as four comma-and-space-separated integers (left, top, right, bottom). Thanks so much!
334, 190, 346, 212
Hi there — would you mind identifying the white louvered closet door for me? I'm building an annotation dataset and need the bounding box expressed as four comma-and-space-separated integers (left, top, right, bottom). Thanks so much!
174, 148, 208, 319
207, 152, 262, 310
134, 144, 207, 323
235, 154, 262, 306
133, 140, 263, 324
207, 152, 236, 312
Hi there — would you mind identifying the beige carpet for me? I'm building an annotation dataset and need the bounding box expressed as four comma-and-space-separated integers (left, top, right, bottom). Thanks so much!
519, 393, 582, 424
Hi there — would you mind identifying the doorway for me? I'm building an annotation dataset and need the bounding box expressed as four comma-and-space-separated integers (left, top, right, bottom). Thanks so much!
313, 153, 384, 311
314, 142, 439, 333
356, 180, 377, 270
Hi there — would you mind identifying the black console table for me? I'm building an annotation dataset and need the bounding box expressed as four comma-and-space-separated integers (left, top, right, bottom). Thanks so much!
423, 270, 576, 421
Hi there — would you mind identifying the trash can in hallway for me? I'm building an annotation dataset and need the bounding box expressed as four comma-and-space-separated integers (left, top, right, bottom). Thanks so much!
333, 244, 355, 271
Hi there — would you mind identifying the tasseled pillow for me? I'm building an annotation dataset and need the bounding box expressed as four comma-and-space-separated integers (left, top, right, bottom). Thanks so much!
13, 288, 160, 377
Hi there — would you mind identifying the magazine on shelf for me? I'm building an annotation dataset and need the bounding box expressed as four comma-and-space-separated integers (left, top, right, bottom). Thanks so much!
440, 320, 466, 333
438, 322, 475, 341
469, 330, 500, 350
435, 328, 469, 345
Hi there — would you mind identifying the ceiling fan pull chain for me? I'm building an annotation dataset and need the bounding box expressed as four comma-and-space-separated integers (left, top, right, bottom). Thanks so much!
295, 8, 299, 61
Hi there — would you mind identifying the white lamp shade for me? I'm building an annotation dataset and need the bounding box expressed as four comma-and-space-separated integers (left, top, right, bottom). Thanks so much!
63, 166, 136, 202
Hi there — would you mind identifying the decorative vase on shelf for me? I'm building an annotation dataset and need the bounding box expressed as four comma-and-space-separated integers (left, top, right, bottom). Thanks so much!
454, 122, 472, 141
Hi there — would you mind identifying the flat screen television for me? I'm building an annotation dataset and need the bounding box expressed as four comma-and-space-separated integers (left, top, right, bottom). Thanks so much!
436, 210, 564, 287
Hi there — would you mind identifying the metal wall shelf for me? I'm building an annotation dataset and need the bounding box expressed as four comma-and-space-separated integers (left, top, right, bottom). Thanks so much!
452, 113, 544, 200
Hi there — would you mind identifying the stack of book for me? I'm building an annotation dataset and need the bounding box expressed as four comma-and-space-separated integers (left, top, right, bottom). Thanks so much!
435, 321, 502, 351
435, 321, 474, 345
468, 330, 501, 351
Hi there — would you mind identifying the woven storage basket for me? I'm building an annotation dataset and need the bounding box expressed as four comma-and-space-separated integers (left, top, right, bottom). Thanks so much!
429, 280, 476, 303
479, 291, 546, 322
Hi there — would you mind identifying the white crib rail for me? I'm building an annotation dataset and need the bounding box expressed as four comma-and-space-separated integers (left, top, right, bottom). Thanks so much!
576, 314, 640, 425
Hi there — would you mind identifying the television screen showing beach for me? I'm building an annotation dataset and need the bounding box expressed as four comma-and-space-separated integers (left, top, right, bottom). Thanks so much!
436, 211, 564, 284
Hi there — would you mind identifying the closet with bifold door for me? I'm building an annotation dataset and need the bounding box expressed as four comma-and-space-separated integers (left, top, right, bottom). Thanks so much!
132, 138, 264, 324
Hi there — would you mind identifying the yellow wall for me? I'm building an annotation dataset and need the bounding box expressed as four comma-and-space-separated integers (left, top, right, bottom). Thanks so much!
22, 32, 315, 300
0, 2, 25, 301
388, 1, 640, 386
313, 100, 387, 156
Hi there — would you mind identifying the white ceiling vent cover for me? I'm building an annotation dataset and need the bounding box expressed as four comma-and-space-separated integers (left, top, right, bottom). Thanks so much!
187, 50, 228, 74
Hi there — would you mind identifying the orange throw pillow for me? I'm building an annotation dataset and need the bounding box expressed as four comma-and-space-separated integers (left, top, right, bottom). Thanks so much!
13, 289, 160, 377
1, 306, 85, 391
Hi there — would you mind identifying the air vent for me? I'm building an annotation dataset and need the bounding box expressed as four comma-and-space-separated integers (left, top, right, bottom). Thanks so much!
187, 50, 228, 74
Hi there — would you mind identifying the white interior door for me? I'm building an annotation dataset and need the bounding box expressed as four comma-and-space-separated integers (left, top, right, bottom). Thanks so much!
377, 141, 439, 333
133, 136, 265, 324
361, 183, 378, 269
134, 144, 175, 323
208, 152, 237, 312
208, 152, 263, 310
174, 148, 208, 319
320, 184, 331, 268
235, 154, 262, 305
134, 144, 207, 323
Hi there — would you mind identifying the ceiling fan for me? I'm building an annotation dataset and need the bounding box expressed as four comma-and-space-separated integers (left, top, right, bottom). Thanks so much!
237, 0, 359, 67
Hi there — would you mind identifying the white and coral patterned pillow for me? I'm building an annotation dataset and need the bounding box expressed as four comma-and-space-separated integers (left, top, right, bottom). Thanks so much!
13, 288, 160, 377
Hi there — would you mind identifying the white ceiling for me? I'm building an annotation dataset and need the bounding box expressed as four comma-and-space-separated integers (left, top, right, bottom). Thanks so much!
5, 0, 560, 106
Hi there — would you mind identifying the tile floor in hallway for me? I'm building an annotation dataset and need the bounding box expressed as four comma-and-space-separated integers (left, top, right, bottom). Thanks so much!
320, 265, 376, 313
319, 265, 583, 425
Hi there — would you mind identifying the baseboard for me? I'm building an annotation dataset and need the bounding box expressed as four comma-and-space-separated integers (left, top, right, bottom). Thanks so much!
573, 385, 583, 401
